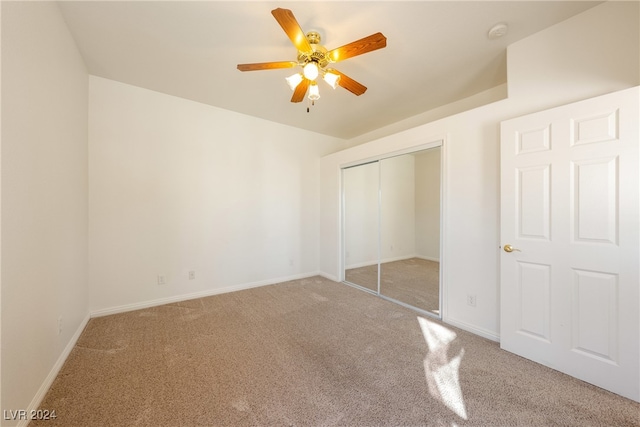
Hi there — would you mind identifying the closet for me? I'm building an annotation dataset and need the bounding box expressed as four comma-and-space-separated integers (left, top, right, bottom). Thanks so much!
342, 144, 442, 317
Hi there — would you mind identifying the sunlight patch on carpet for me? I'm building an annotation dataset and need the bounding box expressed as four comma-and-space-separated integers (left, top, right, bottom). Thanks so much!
418, 316, 468, 420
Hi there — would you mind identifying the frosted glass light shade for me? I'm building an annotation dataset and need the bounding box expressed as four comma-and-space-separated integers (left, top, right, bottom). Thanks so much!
303, 62, 319, 80
323, 71, 340, 89
308, 83, 320, 100
285, 73, 303, 90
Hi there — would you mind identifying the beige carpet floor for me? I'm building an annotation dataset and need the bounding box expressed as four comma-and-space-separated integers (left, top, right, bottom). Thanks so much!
345, 258, 439, 314
31, 276, 638, 427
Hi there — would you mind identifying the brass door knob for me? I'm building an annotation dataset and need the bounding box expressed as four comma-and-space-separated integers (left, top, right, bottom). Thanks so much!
503, 244, 521, 253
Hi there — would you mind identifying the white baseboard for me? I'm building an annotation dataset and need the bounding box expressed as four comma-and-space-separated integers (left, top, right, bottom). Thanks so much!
90, 272, 320, 318
318, 271, 339, 282
346, 254, 425, 270
344, 259, 378, 269
381, 254, 419, 264
443, 316, 500, 342
18, 313, 91, 427
415, 255, 440, 262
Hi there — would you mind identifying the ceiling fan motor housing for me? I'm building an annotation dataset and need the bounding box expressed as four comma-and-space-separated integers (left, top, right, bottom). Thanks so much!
306, 31, 321, 44
297, 31, 330, 68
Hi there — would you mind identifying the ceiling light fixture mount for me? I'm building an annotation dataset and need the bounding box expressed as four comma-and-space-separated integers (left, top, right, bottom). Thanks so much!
237, 8, 387, 111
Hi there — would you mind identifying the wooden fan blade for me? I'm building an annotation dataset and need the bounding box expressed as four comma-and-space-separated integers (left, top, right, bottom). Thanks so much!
271, 8, 312, 53
331, 70, 367, 96
237, 61, 298, 72
327, 32, 387, 63
291, 79, 310, 103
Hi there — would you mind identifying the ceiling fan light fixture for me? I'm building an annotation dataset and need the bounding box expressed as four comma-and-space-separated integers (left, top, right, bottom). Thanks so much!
308, 82, 320, 101
237, 9, 387, 106
323, 70, 340, 89
303, 62, 319, 80
285, 73, 303, 90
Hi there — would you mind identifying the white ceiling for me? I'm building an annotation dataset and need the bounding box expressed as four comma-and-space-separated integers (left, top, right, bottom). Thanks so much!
58, 1, 601, 140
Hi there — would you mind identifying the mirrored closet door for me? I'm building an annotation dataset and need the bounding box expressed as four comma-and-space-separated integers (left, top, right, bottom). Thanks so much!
343, 161, 380, 292
343, 145, 442, 317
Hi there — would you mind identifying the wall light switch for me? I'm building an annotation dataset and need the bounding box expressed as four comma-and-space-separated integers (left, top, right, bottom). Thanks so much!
188, 271, 195, 280
158, 275, 166, 285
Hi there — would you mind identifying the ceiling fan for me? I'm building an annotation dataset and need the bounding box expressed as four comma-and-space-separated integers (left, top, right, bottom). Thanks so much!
237, 8, 387, 107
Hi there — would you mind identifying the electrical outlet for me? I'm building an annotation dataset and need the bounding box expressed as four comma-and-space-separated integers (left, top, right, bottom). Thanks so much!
157, 275, 166, 285
57, 316, 63, 335
467, 294, 477, 307
188, 271, 195, 280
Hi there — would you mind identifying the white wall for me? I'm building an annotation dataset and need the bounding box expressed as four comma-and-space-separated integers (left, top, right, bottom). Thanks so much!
320, 1, 639, 340
1, 2, 89, 423
507, 0, 640, 110
89, 76, 344, 313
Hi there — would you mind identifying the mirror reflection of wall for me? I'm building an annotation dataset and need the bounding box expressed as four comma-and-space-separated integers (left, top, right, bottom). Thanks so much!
343, 162, 379, 292
343, 145, 441, 316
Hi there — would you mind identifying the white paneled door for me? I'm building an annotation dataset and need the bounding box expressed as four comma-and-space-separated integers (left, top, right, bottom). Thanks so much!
500, 87, 639, 402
